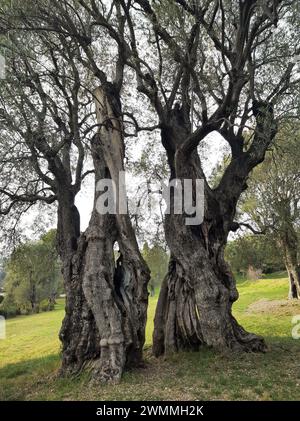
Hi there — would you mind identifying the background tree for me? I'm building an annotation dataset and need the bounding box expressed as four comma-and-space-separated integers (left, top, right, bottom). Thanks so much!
142, 242, 169, 293
241, 124, 300, 298
0, 230, 62, 316
225, 234, 284, 277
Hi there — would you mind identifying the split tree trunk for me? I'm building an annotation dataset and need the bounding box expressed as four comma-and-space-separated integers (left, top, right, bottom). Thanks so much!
58, 87, 149, 382
153, 110, 266, 356
80, 87, 149, 383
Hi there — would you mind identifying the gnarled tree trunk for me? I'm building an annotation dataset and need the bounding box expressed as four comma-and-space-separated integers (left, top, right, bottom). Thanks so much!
57, 191, 99, 376
58, 87, 149, 382
57, 86, 149, 381
153, 109, 267, 356
81, 87, 149, 383
153, 213, 266, 356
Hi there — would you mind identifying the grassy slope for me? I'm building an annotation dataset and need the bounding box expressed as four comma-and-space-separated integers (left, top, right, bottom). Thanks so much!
0, 273, 300, 401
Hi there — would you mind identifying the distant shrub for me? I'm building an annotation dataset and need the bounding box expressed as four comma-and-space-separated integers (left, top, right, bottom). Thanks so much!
0, 296, 55, 318
0, 295, 4, 305
40, 299, 54, 312
0, 298, 20, 318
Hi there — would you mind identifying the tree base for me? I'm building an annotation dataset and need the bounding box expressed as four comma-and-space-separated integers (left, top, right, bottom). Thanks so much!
153, 257, 267, 358
90, 345, 124, 384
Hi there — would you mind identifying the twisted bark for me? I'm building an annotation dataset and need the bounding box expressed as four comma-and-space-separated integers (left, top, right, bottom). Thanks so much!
58, 86, 149, 381
57, 193, 100, 376
153, 108, 267, 356
81, 87, 149, 383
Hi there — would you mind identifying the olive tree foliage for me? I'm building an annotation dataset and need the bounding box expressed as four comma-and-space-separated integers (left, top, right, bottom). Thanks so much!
0, 4, 96, 237
241, 124, 300, 298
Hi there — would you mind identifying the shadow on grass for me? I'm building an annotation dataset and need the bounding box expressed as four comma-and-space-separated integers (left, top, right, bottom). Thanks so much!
0, 335, 299, 401
0, 336, 297, 380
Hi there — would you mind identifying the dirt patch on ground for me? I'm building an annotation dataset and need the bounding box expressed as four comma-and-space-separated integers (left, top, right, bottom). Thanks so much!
247, 299, 300, 316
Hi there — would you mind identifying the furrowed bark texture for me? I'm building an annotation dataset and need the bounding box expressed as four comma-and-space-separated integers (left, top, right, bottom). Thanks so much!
58, 191, 100, 376
153, 107, 269, 357
58, 87, 149, 381
81, 87, 149, 383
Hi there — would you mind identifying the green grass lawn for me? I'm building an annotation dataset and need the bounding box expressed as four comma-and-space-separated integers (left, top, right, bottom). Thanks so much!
0, 273, 300, 401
